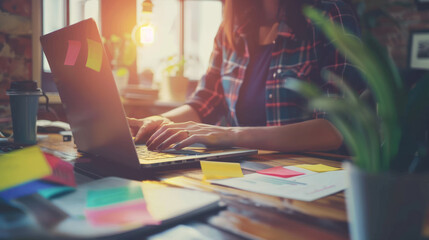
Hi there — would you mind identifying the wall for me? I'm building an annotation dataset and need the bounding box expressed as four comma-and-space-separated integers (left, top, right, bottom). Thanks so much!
0, 0, 32, 129
353, 0, 429, 69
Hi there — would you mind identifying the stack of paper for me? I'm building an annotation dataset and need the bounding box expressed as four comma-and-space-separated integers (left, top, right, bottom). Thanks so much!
207, 163, 345, 202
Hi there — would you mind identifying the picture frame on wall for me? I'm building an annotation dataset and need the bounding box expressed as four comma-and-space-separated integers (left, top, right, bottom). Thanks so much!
408, 30, 429, 70
415, 0, 429, 10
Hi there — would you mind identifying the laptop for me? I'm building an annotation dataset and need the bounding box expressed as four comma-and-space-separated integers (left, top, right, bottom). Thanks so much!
40, 19, 257, 170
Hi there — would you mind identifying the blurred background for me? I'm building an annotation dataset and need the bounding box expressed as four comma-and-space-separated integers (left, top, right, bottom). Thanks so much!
0, 0, 428, 128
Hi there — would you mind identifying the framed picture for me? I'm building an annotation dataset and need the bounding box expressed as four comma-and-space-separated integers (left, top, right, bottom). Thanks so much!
408, 30, 429, 70
415, 0, 429, 10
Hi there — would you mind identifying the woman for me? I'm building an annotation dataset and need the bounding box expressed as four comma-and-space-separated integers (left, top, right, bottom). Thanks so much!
128, 0, 365, 152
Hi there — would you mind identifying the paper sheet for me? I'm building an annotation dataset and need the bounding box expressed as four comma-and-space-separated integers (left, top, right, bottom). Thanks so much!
86, 186, 144, 208
211, 170, 347, 202
64, 40, 81, 66
200, 161, 244, 180
0, 146, 52, 191
86, 38, 102, 72
294, 164, 342, 173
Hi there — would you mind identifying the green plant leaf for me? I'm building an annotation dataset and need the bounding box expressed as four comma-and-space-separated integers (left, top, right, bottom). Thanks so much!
304, 6, 401, 172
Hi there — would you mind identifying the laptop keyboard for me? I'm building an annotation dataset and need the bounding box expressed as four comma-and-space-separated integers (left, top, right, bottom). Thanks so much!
0, 141, 24, 154
136, 146, 177, 160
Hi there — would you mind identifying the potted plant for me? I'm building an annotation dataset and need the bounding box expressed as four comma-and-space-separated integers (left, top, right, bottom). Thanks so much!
103, 34, 136, 93
160, 55, 189, 102
285, 6, 429, 240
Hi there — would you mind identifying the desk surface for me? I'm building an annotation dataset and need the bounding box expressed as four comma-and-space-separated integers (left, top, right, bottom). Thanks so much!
24, 134, 429, 239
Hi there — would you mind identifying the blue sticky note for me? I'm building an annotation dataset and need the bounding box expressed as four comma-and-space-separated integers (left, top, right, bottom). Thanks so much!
0, 180, 59, 201
39, 186, 75, 199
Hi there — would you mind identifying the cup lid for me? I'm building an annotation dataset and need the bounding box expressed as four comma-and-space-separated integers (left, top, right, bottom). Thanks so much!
6, 81, 42, 95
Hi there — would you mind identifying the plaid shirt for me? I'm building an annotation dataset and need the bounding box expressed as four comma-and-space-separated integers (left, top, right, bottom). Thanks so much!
187, 0, 365, 126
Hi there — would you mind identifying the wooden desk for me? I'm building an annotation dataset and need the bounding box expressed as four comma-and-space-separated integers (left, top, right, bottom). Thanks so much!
25, 135, 429, 239
26, 134, 348, 239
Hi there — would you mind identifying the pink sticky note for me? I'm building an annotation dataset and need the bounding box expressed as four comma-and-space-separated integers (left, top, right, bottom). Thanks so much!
64, 40, 81, 66
85, 200, 160, 227
86, 38, 103, 72
257, 166, 305, 178
42, 153, 76, 187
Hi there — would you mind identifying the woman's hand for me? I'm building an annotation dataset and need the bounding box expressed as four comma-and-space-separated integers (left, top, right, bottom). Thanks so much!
127, 116, 173, 143
146, 121, 238, 151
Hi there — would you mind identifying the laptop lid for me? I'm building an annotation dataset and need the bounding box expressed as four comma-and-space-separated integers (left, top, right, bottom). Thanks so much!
40, 19, 140, 169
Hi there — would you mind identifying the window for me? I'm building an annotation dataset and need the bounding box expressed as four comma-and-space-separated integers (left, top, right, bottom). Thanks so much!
40, 0, 101, 93
136, 0, 223, 82
34, 0, 222, 102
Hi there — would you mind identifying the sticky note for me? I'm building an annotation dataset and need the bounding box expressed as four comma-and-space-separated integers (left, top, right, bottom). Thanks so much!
85, 200, 160, 227
257, 166, 305, 178
86, 186, 144, 208
0, 146, 52, 191
294, 164, 342, 173
39, 186, 75, 199
200, 161, 244, 180
86, 38, 102, 72
0, 180, 59, 201
64, 40, 81, 66
42, 153, 76, 187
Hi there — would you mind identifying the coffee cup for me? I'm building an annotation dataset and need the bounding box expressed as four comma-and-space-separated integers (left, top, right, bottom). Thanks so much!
6, 81, 45, 145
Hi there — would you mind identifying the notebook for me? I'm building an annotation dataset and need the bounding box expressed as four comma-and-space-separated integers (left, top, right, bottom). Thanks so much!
40, 19, 257, 169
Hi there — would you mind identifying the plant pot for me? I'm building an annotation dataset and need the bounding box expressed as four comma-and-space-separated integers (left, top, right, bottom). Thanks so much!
112, 68, 129, 94
344, 162, 429, 240
164, 76, 189, 102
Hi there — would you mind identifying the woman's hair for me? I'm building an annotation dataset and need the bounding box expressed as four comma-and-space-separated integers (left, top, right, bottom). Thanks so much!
223, 0, 315, 50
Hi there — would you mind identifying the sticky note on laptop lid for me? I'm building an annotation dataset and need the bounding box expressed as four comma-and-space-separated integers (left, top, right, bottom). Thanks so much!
86, 38, 103, 72
200, 161, 244, 180
294, 164, 341, 173
0, 146, 52, 191
64, 40, 81, 66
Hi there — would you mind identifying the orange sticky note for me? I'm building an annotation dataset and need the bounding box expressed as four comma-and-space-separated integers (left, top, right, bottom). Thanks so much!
200, 161, 244, 180
294, 164, 341, 173
86, 38, 102, 72
64, 40, 81, 66
0, 146, 52, 191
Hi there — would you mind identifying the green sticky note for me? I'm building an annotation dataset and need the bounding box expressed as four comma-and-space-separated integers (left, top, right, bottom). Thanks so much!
39, 186, 75, 199
86, 186, 144, 208
294, 164, 342, 173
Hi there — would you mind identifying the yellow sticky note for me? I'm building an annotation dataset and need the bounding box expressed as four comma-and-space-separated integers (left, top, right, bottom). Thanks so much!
200, 161, 244, 180
86, 38, 103, 72
294, 164, 341, 173
0, 146, 52, 191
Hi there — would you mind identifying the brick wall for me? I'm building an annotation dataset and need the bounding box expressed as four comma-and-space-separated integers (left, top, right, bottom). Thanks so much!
0, 0, 32, 129
353, 0, 429, 69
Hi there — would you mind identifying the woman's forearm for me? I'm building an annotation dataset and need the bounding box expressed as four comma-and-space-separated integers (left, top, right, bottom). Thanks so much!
160, 104, 201, 123
232, 119, 343, 152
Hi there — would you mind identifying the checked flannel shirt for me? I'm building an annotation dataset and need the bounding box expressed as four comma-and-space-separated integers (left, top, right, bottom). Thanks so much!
187, 0, 366, 126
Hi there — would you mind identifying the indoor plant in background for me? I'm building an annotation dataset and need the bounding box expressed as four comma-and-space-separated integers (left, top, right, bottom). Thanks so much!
103, 34, 137, 93
160, 55, 189, 102
285, 6, 429, 240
